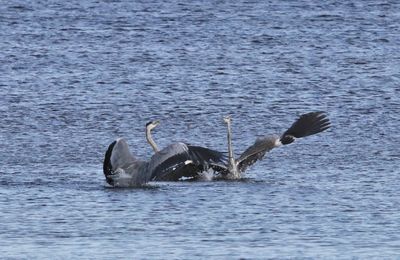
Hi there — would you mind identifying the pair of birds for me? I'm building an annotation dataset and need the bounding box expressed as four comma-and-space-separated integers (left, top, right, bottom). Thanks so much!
103, 111, 330, 187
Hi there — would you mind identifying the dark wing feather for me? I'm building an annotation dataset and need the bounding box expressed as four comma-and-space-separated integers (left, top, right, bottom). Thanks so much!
150, 152, 199, 181
150, 143, 227, 181
235, 111, 331, 173
103, 140, 117, 185
281, 111, 330, 144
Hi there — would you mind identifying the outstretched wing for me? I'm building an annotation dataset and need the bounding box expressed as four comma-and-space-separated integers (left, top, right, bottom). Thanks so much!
280, 111, 330, 145
236, 135, 280, 173
150, 143, 227, 181
103, 138, 148, 187
236, 111, 330, 173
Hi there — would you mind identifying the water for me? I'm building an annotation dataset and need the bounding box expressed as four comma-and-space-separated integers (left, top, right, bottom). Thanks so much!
1, 0, 400, 258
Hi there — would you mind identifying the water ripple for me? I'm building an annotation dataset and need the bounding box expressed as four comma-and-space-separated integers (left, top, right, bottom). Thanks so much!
1, 0, 400, 258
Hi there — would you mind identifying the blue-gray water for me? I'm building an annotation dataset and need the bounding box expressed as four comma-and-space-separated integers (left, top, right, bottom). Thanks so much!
1, 0, 400, 258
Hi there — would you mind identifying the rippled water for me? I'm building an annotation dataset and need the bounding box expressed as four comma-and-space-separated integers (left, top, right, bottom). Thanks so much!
1, 0, 400, 258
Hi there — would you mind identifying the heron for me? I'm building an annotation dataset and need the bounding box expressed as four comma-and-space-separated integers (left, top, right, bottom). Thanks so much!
103, 120, 226, 187
145, 112, 330, 181
215, 111, 331, 179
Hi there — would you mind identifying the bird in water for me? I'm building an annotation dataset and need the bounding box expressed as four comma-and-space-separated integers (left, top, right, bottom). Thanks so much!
214, 111, 331, 179
103, 120, 226, 187
146, 111, 330, 181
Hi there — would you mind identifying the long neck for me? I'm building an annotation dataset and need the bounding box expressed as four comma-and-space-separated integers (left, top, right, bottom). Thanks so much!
146, 127, 159, 153
226, 121, 239, 177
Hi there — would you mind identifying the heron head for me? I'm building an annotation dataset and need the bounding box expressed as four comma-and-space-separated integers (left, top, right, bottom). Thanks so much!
223, 115, 232, 124
146, 120, 160, 131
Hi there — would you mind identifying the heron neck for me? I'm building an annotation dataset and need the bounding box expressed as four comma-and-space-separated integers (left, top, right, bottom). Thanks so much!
226, 121, 239, 177
146, 128, 159, 153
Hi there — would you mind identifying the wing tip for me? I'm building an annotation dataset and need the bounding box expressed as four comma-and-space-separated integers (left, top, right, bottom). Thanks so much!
103, 140, 117, 185
280, 135, 295, 145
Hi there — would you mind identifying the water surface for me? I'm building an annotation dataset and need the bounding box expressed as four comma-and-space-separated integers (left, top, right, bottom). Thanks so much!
1, 0, 400, 258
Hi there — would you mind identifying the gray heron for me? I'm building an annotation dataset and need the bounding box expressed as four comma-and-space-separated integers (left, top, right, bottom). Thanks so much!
103, 120, 226, 187
145, 112, 330, 181
215, 111, 331, 179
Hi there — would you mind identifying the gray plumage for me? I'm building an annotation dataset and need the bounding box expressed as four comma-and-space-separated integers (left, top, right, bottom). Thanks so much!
103, 112, 330, 185
217, 111, 331, 177
103, 138, 148, 187
103, 138, 226, 187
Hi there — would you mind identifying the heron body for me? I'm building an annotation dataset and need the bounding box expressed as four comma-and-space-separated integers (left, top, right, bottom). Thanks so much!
142, 112, 330, 181
217, 111, 331, 179
103, 121, 226, 187
103, 112, 330, 185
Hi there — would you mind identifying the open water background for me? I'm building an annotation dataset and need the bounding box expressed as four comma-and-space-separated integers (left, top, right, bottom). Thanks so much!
1, 0, 399, 258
